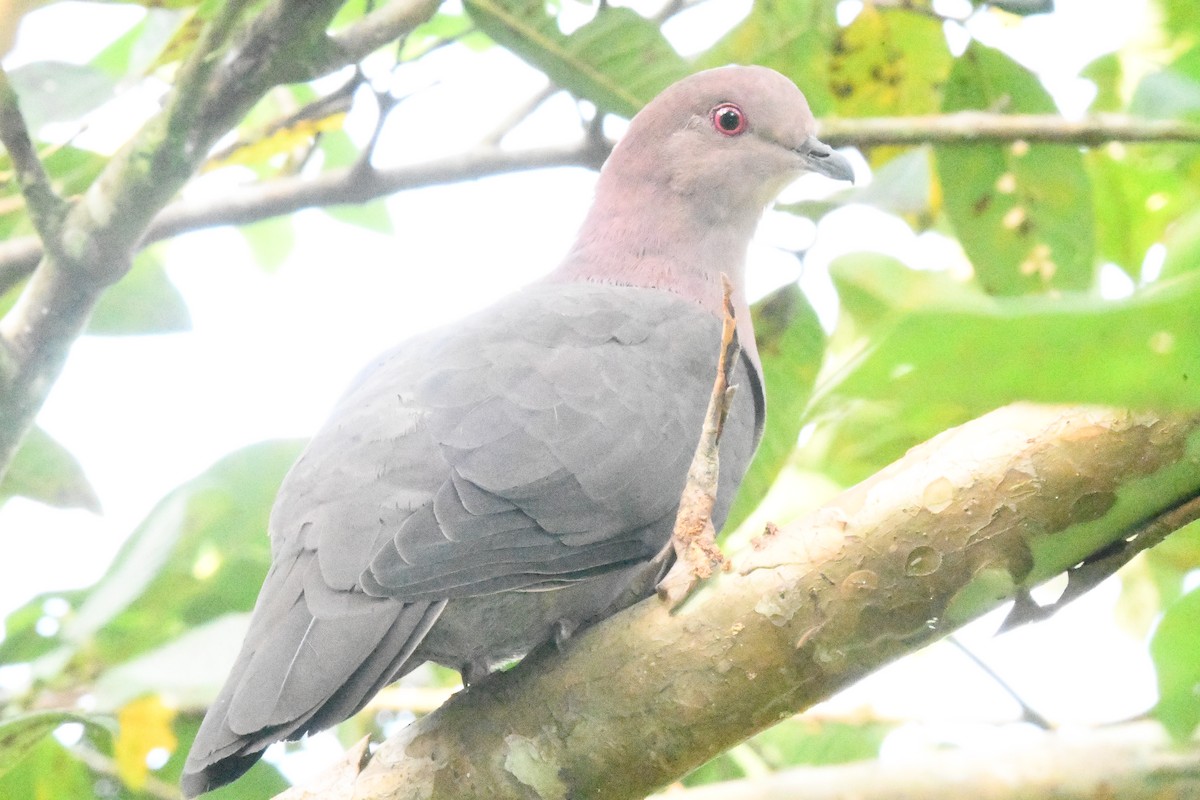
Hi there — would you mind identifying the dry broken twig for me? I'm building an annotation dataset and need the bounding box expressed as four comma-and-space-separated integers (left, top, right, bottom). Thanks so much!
656, 273, 741, 607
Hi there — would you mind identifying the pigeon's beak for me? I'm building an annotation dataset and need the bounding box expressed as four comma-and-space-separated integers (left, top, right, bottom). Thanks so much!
796, 135, 855, 183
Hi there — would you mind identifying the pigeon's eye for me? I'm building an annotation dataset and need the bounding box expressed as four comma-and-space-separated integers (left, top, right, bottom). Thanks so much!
712, 103, 747, 136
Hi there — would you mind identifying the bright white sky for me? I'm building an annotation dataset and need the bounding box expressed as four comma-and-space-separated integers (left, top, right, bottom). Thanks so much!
0, 0, 1160, 774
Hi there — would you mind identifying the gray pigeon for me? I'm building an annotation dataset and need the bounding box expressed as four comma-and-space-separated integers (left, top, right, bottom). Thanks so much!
182, 65, 853, 796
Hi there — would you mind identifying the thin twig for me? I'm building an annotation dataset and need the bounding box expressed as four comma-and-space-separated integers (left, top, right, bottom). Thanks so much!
479, 82, 560, 147
819, 112, 1200, 148
327, 0, 442, 67
0, 68, 66, 256
0, 141, 609, 285
656, 274, 740, 607
946, 636, 1053, 729
205, 70, 364, 167
654, 0, 712, 23
870, 0, 974, 23
0, 111, 1194, 290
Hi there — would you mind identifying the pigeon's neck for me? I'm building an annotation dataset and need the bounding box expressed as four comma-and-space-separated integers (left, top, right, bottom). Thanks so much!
549, 169, 763, 369
549, 168, 762, 324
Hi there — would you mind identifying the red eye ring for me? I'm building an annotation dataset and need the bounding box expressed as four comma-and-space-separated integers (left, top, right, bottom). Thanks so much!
712, 103, 747, 136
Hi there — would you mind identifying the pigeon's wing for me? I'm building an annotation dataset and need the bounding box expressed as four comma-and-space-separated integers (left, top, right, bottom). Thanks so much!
346, 282, 756, 600
183, 283, 762, 796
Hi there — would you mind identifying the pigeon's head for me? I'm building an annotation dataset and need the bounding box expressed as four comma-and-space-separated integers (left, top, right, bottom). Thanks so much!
605, 66, 853, 223
558, 66, 853, 319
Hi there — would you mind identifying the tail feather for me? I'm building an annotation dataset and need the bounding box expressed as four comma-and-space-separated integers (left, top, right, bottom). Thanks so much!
182, 552, 445, 797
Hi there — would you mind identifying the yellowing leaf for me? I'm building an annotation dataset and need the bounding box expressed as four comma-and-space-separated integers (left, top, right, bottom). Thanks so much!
206, 111, 348, 171
829, 7, 951, 160
148, 10, 203, 72
115, 696, 177, 790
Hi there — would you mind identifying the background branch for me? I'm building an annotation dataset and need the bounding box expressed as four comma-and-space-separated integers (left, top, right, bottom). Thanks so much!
818, 112, 1200, 147
0, 142, 607, 292
325, 0, 442, 69
652, 722, 1200, 800
0, 112, 1192, 295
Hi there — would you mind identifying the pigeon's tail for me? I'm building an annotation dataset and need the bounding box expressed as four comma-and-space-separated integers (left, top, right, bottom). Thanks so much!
182, 552, 445, 797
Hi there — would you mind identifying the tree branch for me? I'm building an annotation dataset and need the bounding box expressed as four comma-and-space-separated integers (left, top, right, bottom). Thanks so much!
0, 142, 608, 293
818, 112, 1200, 148
0, 0, 442, 482
1, 111, 1191, 296
285, 404, 1200, 799
0, 67, 66, 257
326, 0, 442, 67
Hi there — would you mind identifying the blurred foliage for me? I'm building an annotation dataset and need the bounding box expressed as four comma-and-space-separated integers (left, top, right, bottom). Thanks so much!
2, 0, 1200, 797
938, 42, 1095, 294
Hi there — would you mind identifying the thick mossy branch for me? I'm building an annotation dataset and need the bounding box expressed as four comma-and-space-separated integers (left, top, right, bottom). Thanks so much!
305, 404, 1200, 800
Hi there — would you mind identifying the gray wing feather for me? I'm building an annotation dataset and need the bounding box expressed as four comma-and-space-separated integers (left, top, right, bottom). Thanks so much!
353, 284, 730, 597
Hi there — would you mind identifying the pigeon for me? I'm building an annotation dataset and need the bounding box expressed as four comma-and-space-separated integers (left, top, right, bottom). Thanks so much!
182, 64, 853, 796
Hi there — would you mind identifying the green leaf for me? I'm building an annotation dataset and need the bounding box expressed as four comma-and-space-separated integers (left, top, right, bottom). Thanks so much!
781, 146, 934, 227
90, 7, 193, 77
800, 397, 973, 488
936, 43, 1095, 295
464, 0, 688, 117
1081, 53, 1123, 113
88, 245, 192, 335
1130, 66, 1200, 121
825, 253, 1200, 411
696, 0, 837, 115
401, 9, 494, 57
749, 718, 890, 767
0, 733, 93, 797
0, 588, 89, 664
684, 718, 891, 785
0, 440, 303, 676
317, 127, 361, 170
93, 613, 250, 711
93, 440, 304, 666
325, 199, 395, 235
43, 143, 110, 199
1160, 207, 1200, 280
1136, 520, 1200, 617
725, 284, 825, 532
0, 425, 100, 511
241, 215, 297, 273
0, 711, 108, 780
1087, 146, 1200, 278
329, 0, 371, 30
1152, 586, 1200, 739
1158, 0, 1200, 38
0, 145, 107, 244
6, 61, 117, 130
